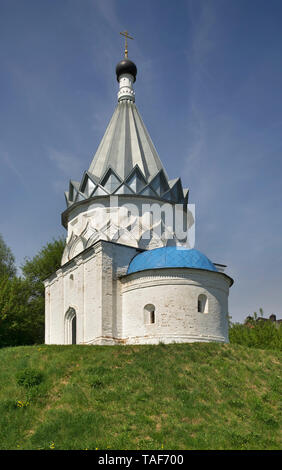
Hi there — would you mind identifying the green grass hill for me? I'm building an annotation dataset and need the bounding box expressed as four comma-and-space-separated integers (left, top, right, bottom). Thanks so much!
0, 342, 281, 450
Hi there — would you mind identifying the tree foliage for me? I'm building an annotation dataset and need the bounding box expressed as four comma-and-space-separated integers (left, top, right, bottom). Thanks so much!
21, 237, 65, 294
229, 312, 282, 351
0, 234, 16, 279
0, 276, 37, 346
0, 237, 65, 347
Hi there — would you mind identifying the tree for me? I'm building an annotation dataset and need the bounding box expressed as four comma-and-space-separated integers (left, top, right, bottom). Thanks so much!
20, 237, 66, 344
0, 234, 16, 279
0, 237, 65, 347
0, 276, 36, 346
21, 237, 65, 295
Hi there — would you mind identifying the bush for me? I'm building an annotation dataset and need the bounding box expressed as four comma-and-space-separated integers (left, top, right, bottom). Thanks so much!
89, 377, 105, 389
16, 368, 43, 388
229, 317, 282, 351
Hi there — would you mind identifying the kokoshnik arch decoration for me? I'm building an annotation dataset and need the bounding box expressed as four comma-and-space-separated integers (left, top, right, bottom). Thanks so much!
61, 31, 190, 264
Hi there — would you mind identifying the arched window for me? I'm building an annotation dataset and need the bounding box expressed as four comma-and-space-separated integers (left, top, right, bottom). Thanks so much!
65, 307, 77, 344
144, 304, 156, 324
150, 310, 155, 324
198, 294, 208, 314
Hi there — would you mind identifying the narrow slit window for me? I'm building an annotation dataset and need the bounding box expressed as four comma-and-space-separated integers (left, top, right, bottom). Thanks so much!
150, 310, 155, 324
144, 304, 156, 324
198, 294, 208, 314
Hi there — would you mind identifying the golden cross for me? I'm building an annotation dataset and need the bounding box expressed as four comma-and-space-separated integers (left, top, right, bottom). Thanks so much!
120, 30, 134, 58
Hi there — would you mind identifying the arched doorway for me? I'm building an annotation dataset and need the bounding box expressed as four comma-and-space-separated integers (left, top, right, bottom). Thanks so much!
65, 307, 77, 344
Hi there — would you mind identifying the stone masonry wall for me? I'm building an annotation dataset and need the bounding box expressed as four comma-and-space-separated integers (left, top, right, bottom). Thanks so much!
121, 268, 231, 344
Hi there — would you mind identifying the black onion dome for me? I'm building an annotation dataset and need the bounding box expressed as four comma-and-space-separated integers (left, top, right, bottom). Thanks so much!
116, 58, 137, 82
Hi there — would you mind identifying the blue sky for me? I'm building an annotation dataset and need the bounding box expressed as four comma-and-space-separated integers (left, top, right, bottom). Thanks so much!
0, 0, 282, 322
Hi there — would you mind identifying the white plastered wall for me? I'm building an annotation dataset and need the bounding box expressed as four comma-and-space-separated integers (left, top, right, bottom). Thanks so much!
121, 268, 231, 344
44, 241, 139, 345
45, 241, 232, 346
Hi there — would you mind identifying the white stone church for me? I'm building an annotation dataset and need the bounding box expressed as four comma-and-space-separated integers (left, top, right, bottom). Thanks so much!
44, 51, 233, 346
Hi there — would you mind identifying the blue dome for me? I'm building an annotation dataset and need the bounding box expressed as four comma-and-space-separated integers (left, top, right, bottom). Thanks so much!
127, 247, 218, 274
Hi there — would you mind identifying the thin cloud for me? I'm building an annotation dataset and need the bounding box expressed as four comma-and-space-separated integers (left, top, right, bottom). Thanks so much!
48, 148, 83, 179
94, 0, 121, 32
0, 150, 29, 190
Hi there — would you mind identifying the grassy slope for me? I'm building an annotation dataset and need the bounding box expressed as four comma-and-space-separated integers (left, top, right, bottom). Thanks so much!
0, 343, 281, 450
